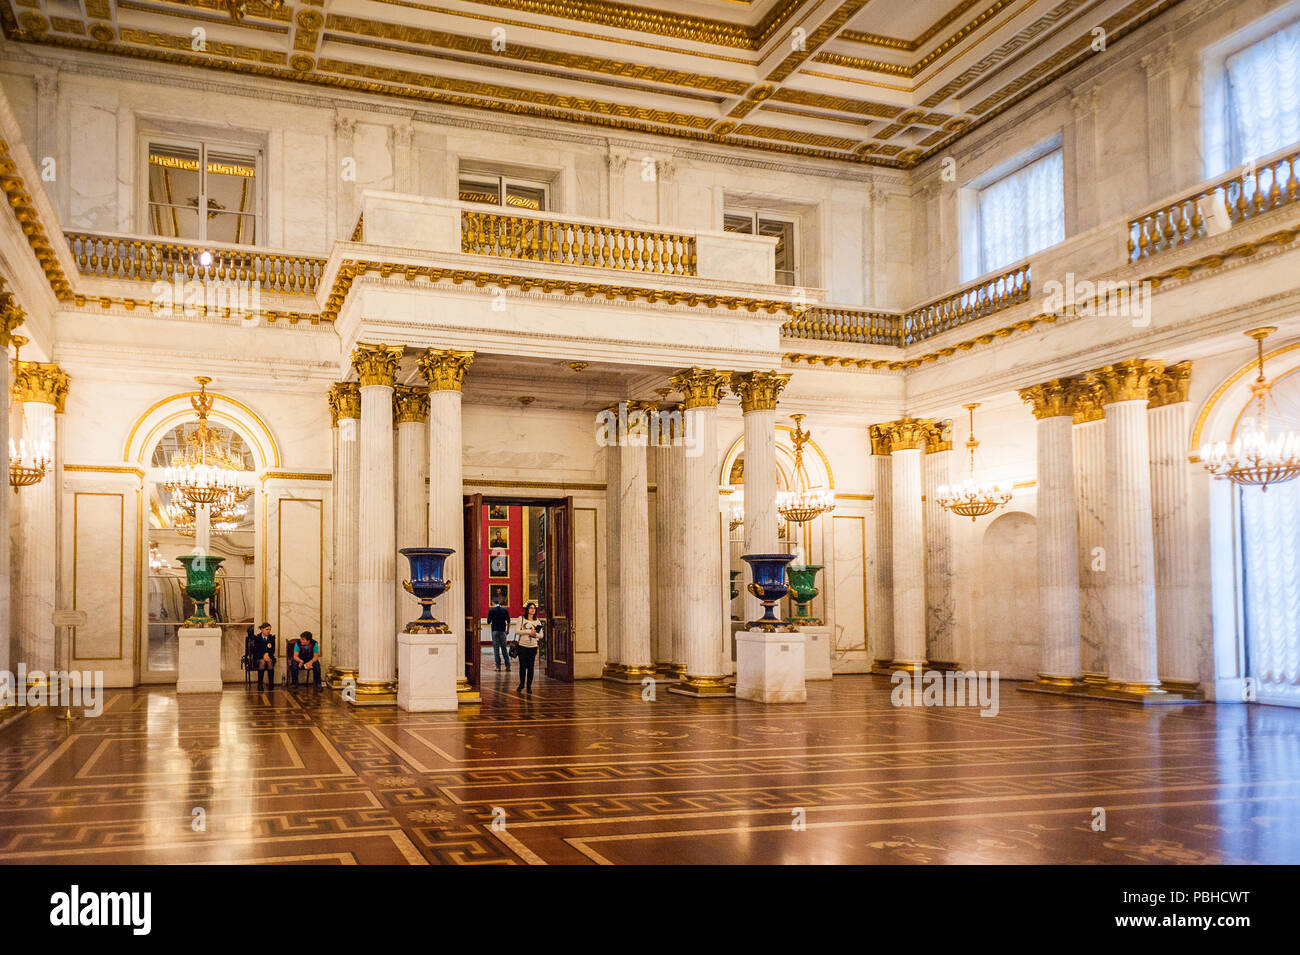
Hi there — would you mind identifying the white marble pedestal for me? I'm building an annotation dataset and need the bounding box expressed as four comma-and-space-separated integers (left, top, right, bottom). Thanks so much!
798, 626, 833, 680
177, 627, 223, 693
397, 632, 459, 712
736, 630, 806, 703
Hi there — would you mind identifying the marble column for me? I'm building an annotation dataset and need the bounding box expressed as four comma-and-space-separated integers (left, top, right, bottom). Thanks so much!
667, 367, 732, 697
0, 292, 24, 679
866, 429, 893, 670
1094, 359, 1165, 696
730, 371, 790, 625
13, 359, 68, 681
1071, 384, 1108, 681
887, 420, 930, 670
327, 383, 361, 686
603, 401, 654, 682
922, 422, 956, 668
1148, 362, 1199, 691
1020, 380, 1083, 686
394, 385, 429, 629
418, 349, 476, 703
350, 343, 404, 705
656, 400, 687, 676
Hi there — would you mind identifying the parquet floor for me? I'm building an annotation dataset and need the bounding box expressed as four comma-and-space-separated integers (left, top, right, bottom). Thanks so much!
1, 671, 1298, 864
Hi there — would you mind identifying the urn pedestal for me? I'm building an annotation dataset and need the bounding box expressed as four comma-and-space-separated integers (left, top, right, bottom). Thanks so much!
736, 630, 807, 703
397, 548, 458, 711
177, 627, 223, 693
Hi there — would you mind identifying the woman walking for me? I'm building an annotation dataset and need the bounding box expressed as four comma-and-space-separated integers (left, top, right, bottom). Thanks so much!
514, 602, 543, 694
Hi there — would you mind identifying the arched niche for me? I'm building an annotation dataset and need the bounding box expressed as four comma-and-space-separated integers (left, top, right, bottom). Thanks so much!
719, 425, 836, 492
123, 387, 281, 472
1192, 338, 1300, 452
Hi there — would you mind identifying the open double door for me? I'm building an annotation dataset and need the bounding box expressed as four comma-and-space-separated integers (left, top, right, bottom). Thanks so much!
462, 494, 575, 691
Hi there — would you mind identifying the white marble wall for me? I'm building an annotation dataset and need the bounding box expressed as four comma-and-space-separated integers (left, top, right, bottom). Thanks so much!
977, 511, 1041, 679
890, 447, 926, 666
1036, 414, 1082, 681
1149, 400, 1202, 686
1073, 419, 1107, 677
17, 400, 56, 673
357, 383, 396, 691
922, 448, 955, 664
867, 453, 893, 665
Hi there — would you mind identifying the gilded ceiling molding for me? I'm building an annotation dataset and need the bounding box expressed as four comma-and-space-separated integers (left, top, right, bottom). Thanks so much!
14, 360, 70, 411
327, 382, 361, 425
0, 137, 74, 301
1147, 360, 1191, 408
729, 370, 791, 412
350, 342, 405, 387
670, 368, 730, 409
393, 384, 431, 423
1088, 359, 1166, 405
417, 348, 475, 392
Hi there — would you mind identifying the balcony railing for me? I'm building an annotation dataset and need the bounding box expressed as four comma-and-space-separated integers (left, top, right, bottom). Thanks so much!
66, 232, 328, 293
1129, 147, 1300, 261
783, 306, 904, 346
905, 263, 1032, 343
461, 209, 697, 276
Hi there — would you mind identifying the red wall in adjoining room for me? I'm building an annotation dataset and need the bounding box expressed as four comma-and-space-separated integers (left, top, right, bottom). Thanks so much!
480, 505, 524, 617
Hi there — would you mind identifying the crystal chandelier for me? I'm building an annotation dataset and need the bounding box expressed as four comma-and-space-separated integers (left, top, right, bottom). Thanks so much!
8, 336, 51, 493
148, 543, 167, 572
936, 403, 1011, 521
1201, 327, 1300, 491
776, 414, 835, 524
729, 501, 744, 531
160, 377, 253, 507
166, 494, 247, 536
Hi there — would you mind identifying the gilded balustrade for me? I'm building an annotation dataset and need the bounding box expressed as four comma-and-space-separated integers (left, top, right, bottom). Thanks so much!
1129, 148, 1300, 260
783, 306, 904, 346
65, 233, 327, 293
461, 210, 697, 276
903, 263, 1032, 343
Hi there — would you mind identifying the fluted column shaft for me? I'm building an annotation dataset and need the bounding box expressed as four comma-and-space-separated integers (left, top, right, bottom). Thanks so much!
0, 345, 9, 676
1073, 417, 1107, 678
1036, 414, 1082, 681
1150, 398, 1197, 687
730, 372, 788, 624
922, 443, 954, 665
868, 451, 893, 667
357, 383, 396, 696
1103, 398, 1161, 689
603, 440, 623, 668
17, 399, 57, 674
890, 447, 926, 667
330, 386, 361, 679
658, 421, 687, 672
394, 387, 429, 628
606, 404, 652, 677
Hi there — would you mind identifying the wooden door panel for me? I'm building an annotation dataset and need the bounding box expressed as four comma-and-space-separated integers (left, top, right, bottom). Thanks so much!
463, 494, 483, 688
545, 497, 575, 681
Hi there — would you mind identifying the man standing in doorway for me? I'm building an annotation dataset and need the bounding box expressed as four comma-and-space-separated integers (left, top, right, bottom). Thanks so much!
488, 597, 512, 672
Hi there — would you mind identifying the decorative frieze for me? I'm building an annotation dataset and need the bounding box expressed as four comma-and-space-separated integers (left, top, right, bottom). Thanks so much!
417, 348, 475, 392
327, 382, 361, 425
350, 343, 404, 387
393, 385, 430, 424
670, 367, 730, 409
729, 370, 791, 412
14, 361, 70, 412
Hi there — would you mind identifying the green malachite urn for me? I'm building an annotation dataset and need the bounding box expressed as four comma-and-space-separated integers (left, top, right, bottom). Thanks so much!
177, 554, 225, 625
786, 564, 823, 626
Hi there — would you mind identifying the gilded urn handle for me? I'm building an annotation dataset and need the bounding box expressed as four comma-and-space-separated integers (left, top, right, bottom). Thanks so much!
402, 579, 414, 595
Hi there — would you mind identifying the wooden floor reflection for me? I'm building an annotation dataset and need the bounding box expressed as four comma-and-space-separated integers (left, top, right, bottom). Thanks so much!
1, 672, 1298, 864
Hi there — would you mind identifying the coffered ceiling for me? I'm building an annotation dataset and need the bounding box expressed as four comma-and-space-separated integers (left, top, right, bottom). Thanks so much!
1, 0, 1183, 167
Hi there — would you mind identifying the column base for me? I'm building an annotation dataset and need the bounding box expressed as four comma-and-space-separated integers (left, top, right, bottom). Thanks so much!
349, 680, 397, 706
925, 659, 963, 673
667, 674, 735, 698
1018, 677, 1201, 705
1017, 675, 1088, 698
870, 658, 895, 675
887, 659, 927, 674
327, 667, 358, 690
1160, 679, 1203, 697
456, 678, 481, 705
1082, 672, 1109, 685
654, 662, 686, 681
602, 663, 659, 684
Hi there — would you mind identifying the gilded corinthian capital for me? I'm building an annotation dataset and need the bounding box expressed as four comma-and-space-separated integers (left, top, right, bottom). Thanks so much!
393, 385, 430, 423
1019, 378, 1074, 419
350, 343, 404, 387
729, 370, 791, 413
0, 277, 25, 347
327, 382, 361, 425
925, 419, 953, 453
417, 349, 475, 392
1089, 358, 1165, 405
870, 416, 938, 454
670, 367, 730, 409
1147, 361, 1191, 408
14, 361, 70, 412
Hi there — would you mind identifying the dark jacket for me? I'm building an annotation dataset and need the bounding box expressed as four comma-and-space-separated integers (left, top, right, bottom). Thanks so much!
487, 605, 511, 633
247, 632, 275, 661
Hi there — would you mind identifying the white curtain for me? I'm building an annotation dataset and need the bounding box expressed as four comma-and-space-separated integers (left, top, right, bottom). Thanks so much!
1226, 21, 1300, 167
1241, 479, 1300, 706
977, 150, 1064, 277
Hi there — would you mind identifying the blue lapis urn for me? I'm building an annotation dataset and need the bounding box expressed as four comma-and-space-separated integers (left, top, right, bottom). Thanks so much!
399, 547, 454, 633
742, 553, 796, 632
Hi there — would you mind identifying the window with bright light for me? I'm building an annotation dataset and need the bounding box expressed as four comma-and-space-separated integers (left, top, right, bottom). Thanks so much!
458, 172, 549, 212
975, 149, 1064, 277
1223, 21, 1300, 167
723, 210, 797, 285
146, 140, 262, 245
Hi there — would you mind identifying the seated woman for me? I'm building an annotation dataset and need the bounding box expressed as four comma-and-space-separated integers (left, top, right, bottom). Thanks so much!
247, 624, 276, 690
290, 631, 322, 687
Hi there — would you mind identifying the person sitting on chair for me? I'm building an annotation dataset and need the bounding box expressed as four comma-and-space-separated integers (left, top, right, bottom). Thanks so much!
290, 631, 322, 687
251, 622, 276, 690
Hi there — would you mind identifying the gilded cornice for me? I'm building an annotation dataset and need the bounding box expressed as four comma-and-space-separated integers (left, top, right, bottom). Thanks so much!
925, 419, 953, 453
394, 384, 430, 423
417, 348, 475, 392
670, 367, 730, 409
350, 342, 404, 387
14, 360, 70, 412
0, 137, 74, 302
1147, 360, 1191, 408
1018, 378, 1073, 419
327, 382, 361, 425
871, 416, 940, 454
1089, 359, 1166, 405
729, 370, 791, 413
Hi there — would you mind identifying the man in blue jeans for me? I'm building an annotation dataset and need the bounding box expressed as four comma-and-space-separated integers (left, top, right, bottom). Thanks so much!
290, 631, 322, 687
487, 598, 511, 671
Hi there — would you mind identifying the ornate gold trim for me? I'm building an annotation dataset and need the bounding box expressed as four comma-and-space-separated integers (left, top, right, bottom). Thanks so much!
0, 276, 26, 346
1090, 359, 1165, 405
1147, 360, 1191, 408
1019, 378, 1073, 419
393, 384, 430, 423
870, 416, 941, 454
14, 360, 70, 411
670, 367, 730, 409
417, 348, 475, 392
327, 382, 361, 424
350, 342, 404, 387
729, 370, 791, 412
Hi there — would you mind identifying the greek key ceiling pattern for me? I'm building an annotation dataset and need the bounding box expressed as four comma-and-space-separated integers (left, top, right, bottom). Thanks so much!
0, 0, 1184, 167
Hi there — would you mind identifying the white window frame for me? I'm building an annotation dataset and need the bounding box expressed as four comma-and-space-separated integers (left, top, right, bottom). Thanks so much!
959, 137, 1063, 281
142, 134, 264, 246
457, 171, 551, 212
723, 208, 800, 286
